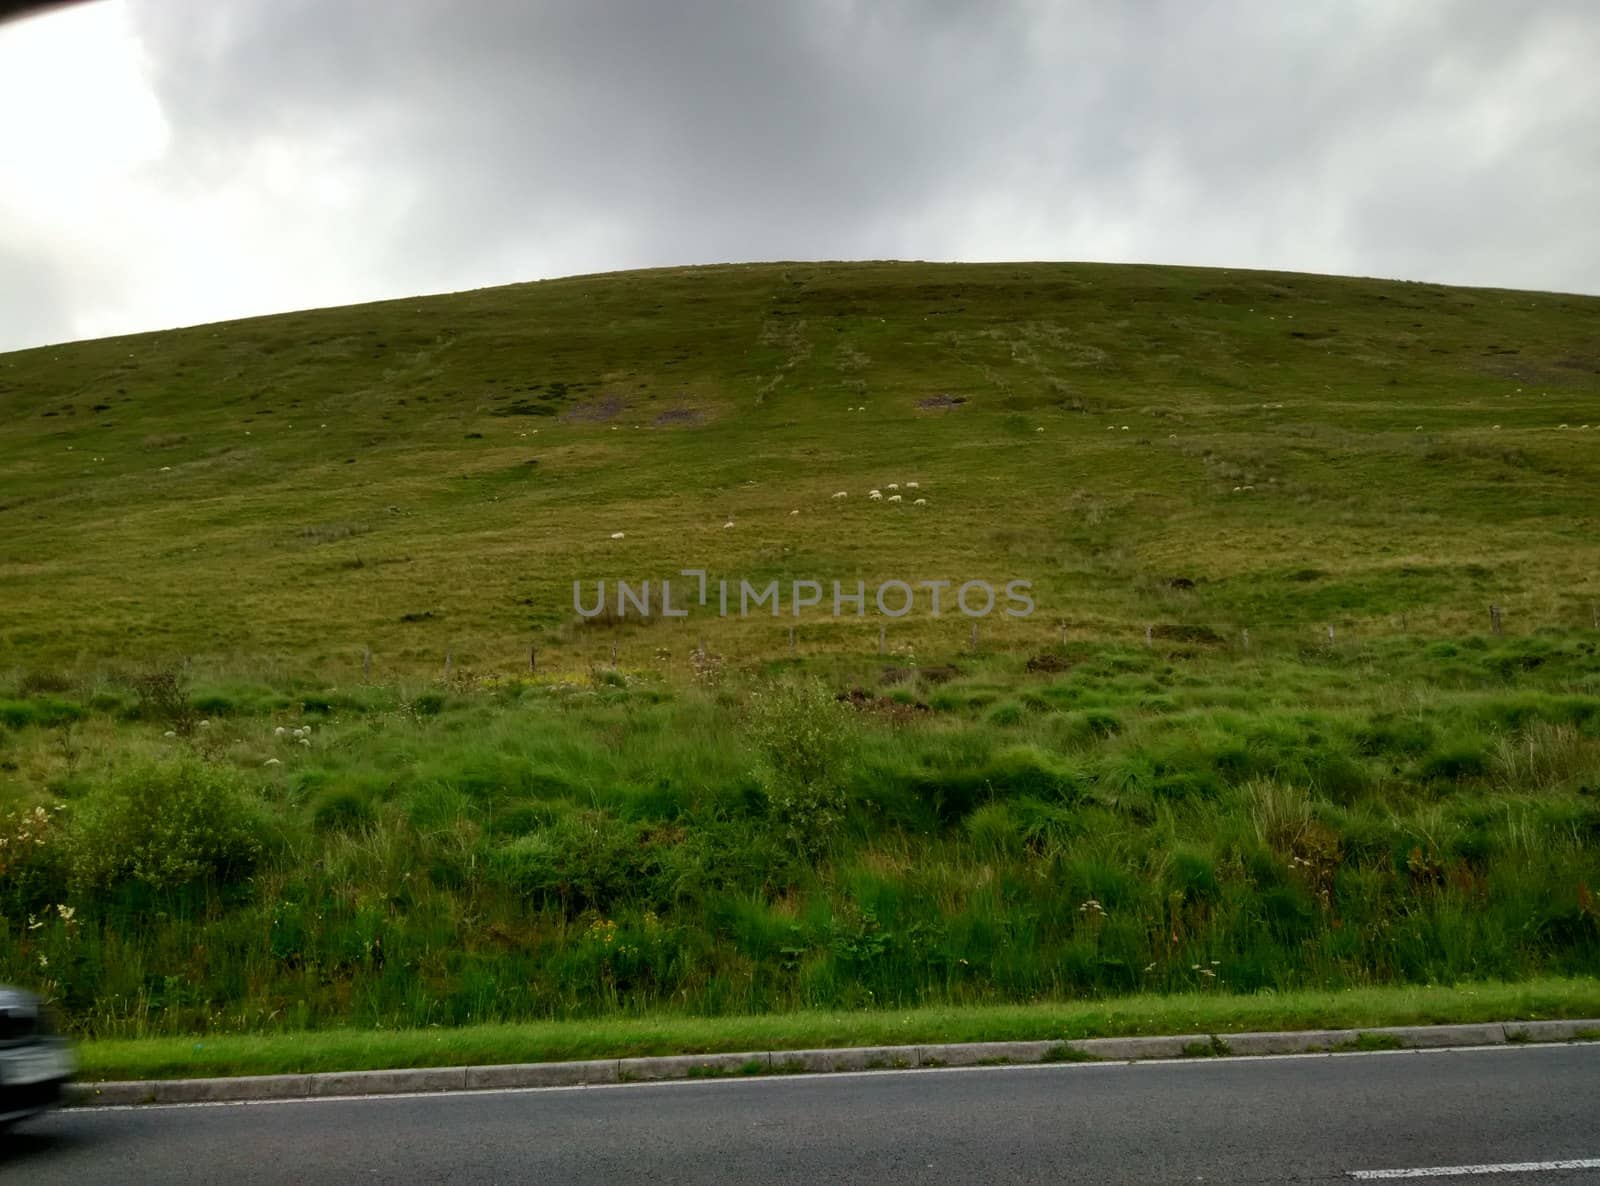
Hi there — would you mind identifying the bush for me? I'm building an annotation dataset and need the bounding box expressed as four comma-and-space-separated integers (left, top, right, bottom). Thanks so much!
66, 760, 264, 894
744, 680, 854, 852
130, 667, 196, 735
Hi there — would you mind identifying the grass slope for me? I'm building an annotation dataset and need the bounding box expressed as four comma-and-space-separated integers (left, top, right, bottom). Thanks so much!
1, 262, 1598, 1047
2, 261, 1598, 673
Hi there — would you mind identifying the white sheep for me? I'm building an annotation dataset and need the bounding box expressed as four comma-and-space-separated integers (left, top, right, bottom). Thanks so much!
723, 521, 735, 529
163, 730, 176, 738
905, 481, 918, 489
298, 738, 310, 747
1120, 425, 1129, 431
1559, 423, 1570, 429
831, 491, 847, 499
610, 531, 626, 539
789, 509, 800, 516
868, 489, 882, 500
887, 483, 899, 490
274, 726, 286, 737
1035, 427, 1044, 433
264, 758, 281, 767
198, 720, 211, 729
913, 498, 927, 506
887, 494, 902, 503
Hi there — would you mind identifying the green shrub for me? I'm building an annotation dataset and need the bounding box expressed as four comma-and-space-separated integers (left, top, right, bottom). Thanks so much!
66, 760, 264, 894
744, 679, 854, 851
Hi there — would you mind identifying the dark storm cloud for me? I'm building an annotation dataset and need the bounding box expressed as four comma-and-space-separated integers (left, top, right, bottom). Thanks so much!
3, 1, 1597, 351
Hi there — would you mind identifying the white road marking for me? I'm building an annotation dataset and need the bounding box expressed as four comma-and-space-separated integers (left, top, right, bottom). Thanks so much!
1350, 1160, 1600, 1179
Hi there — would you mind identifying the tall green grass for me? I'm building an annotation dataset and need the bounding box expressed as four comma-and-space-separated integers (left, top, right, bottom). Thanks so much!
1, 635, 1597, 1038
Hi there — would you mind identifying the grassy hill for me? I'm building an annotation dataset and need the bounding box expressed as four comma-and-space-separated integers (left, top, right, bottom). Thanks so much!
3, 260, 1599, 675
2, 262, 1600, 1044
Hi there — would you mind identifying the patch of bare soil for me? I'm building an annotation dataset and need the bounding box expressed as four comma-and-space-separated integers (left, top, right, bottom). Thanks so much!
563, 393, 627, 423
917, 394, 968, 410
652, 406, 706, 427
1024, 653, 1074, 674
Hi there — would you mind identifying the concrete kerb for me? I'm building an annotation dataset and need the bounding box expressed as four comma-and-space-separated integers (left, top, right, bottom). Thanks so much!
67, 1019, 1600, 1107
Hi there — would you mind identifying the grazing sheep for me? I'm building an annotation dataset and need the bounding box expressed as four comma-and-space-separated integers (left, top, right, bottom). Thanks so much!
264, 758, 281, 767
869, 489, 882, 500
913, 498, 927, 505
610, 531, 626, 539
831, 491, 848, 499
163, 730, 176, 738
159, 466, 172, 472
1036, 427, 1045, 433
1559, 423, 1570, 429
298, 738, 311, 747
723, 521, 735, 529
887, 494, 902, 503
274, 726, 286, 736
887, 483, 899, 490
198, 720, 211, 729
906, 482, 918, 489
1120, 425, 1129, 431
1232, 486, 1243, 493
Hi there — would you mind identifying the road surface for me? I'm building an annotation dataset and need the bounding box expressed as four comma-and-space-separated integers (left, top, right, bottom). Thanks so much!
5, 1044, 1598, 1183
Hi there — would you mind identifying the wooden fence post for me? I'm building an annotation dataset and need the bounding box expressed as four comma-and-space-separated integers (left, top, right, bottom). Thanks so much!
444, 649, 453, 678
1490, 604, 1503, 635
529, 645, 536, 674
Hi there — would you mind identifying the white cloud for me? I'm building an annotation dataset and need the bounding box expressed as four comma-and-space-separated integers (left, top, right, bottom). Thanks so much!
0, 0, 1596, 353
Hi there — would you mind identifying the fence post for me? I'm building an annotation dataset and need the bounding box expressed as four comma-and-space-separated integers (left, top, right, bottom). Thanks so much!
610, 641, 617, 664
1490, 604, 1503, 635
1326, 625, 1335, 644
1144, 624, 1152, 646
445, 649, 452, 678
529, 645, 536, 674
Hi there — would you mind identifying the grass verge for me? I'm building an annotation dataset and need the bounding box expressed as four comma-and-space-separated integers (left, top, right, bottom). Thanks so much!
75, 977, 1600, 1082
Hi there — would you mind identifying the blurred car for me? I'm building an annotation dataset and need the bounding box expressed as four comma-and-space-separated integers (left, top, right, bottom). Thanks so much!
0, 985, 74, 1128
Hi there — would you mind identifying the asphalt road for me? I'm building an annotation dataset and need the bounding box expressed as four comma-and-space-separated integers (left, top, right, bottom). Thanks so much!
5, 1045, 1599, 1184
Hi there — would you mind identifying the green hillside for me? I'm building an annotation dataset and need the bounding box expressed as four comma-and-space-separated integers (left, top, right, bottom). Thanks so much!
2, 262, 1600, 1044
3, 261, 1599, 675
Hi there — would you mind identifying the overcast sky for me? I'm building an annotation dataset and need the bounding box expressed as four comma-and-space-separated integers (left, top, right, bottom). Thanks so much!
1, 0, 1597, 353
